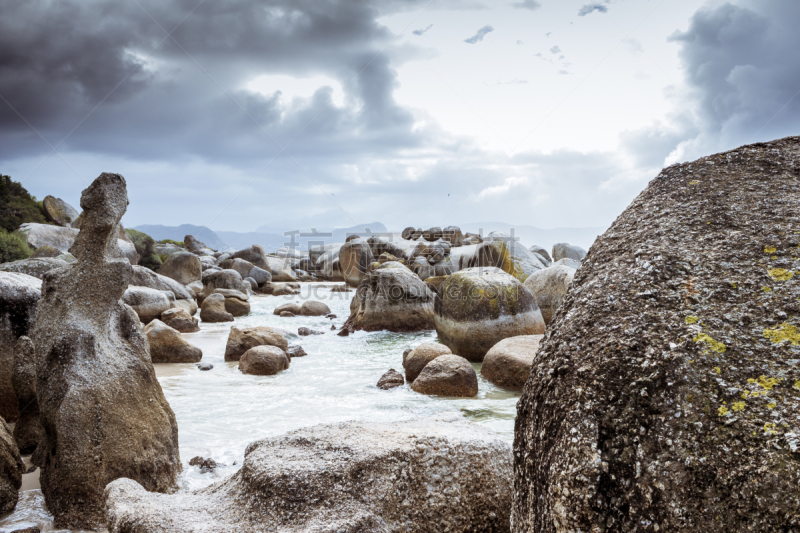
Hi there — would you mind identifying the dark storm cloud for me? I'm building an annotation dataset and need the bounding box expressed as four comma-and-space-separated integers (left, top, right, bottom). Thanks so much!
512, 0, 541, 10
577, 4, 608, 16
0, 0, 431, 162
464, 26, 494, 44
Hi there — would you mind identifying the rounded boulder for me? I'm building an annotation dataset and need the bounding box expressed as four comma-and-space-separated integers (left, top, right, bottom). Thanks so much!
481, 335, 542, 391
410, 354, 478, 397
145, 320, 203, 363
158, 252, 202, 286
402, 343, 452, 383
239, 346, 290, 376
522, 265, 576, 325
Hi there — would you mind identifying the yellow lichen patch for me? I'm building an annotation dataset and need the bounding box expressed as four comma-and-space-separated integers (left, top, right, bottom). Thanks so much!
767, 402, 777, 409
689, 180, 699, 185
741, 390, 750, 399
794, 380, 800, 390
713, 367, 721, 374
764, 423, 777, 434
732, 401, 746, 412
768, 268, 795, 281
771, 255, 778, 260
764, 246, 777, 254
757, 375, 781, 390
764, 323, 800, 346
718, 406, 729, 416
730, 281, 738, 289
693, 333, 727, 353
762, 286, 772, 293
685, 316, 699, 324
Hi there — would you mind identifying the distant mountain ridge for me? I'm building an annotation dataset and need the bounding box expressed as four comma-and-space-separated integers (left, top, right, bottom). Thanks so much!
133, 224, 230, 251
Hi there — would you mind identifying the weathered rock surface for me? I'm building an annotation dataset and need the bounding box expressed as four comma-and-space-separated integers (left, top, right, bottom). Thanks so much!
0, 272, 41, 422
131, 265, 196, 315
410, 354, 479, 397
403, 343, 452, 383
184, 234, 213, 255
514, 137, 800, 533
528, 245, 552, 264
30, 173, 180, 529
160, 307, 199, 333
0, 417, 24, 515
469, 234, 546, 282
201, 269, 247, 296
377, 369, 405, 390
481, 335, 542, 391
224, 326, 288, 362
0, 257, 69, 279
273, 302, 301, 316
239, 345, 290, 376
199, 293, 233, 323
339, 238, 374, 287
12, 336, 44, 454
551, 242, 586, 262
158, 252, 202, 285
145, 320, 203, 363
342, 262, 435, 333
442, 226, 464, 247
231, 245, 296, 281
123, 286, 173, 324
286, 345, 307, 358
434, 267, 545, 361
213, 289, 250, 317
42, 195, 80, 227
105, 416, 512, 533
522, 264, 576, 325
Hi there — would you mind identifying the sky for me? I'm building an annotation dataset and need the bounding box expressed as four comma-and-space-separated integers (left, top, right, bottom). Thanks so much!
1, 0, 798, 234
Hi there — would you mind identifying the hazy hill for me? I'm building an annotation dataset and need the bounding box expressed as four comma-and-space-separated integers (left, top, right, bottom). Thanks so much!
218, 222, 388, 253
133, 224, 229, 251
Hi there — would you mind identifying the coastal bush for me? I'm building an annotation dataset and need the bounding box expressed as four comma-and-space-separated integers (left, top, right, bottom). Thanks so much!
159, 239, 184, 247
125, 228, 160, 270
0, 228, 33, 263
0, 174, 48, 232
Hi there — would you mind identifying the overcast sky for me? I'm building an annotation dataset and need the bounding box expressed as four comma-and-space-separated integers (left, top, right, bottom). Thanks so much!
1, 0, 798, 233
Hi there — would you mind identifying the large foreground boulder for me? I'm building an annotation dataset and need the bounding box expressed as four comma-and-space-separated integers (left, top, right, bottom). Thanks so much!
225, 326, 288, 362
105, 416, 512, 532
434, 267, 545, 361
0, 272, 41, 422
29, 173, 180, 529
481, 335, 542, 391
145, 320, 203, 363
522, 264, 576, 325
158, 251, 202, 285
342, 262, 435, 333
514, 137, 800, 532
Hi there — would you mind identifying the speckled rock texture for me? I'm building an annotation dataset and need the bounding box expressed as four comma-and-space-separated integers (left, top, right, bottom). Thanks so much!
513, 137, 800, 532
0, 272, 41, 422
522, 264, 576, 325
30, 173, 180, 530
225, 326, 288, 362
105, 415, 513, 533
481, 335, 542, 392
435, 267, 545, 361
15, 222, 139, 265
0, 417, 24, 515
12, 336, 44, 454
0, 257, 70, 279
342, 261, 435, 333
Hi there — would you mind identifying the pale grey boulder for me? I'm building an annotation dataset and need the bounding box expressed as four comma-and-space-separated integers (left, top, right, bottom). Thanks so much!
434, 267, 545, 361
0, 272, 42, 422
158, 252, 202, 286
123, 286, 173, 324
31, 173, 180, 529
342, 262, 435, 333
528, 244, 552, 264
231, 245, 296, 281
297, 300, 331, 317
551, 242, 587, 262
184, 234, 214, 255
243, 277, 258, 291
469, 233, 545, 283
247, 265, 271, 286
553, 257, 582, 269
105, 415, 512, 533
0, 257, 69, 279
315, 249, 344, 282
481, 335, 542, 391
145, 320, 202, 363
410, 256, 434, 281
131, 265, 196, 315
522, 264, 576, 325
14, 223, 139, 265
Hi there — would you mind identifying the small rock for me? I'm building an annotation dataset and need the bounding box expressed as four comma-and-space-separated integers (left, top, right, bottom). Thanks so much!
330, 324, 336, 330
188, 456, 217, 473
411, 354, 478, 397
197, 363, 213, 371
298, 300, 331, 317
286, 345, 306, 358
377, 369, 405, 390
273, 303, 301, 315
298, 327, 324, 336
280, 311, 295, 318
337, 328, 349, 337
330, 285, 352, 293
325, 313, 337, 319
403, 343, 452, 383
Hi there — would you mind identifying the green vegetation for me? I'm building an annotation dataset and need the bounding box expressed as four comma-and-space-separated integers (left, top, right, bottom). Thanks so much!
125, 228, 161, 271
0, 174, 48, 232
159, 239, 184, 247
0, 228, 33, 263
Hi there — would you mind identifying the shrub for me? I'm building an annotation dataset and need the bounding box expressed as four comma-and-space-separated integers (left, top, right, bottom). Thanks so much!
0, 228, 33, 263
0, 175, 49, 232
158, 239, 184, 247
125, 229, 159, 270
